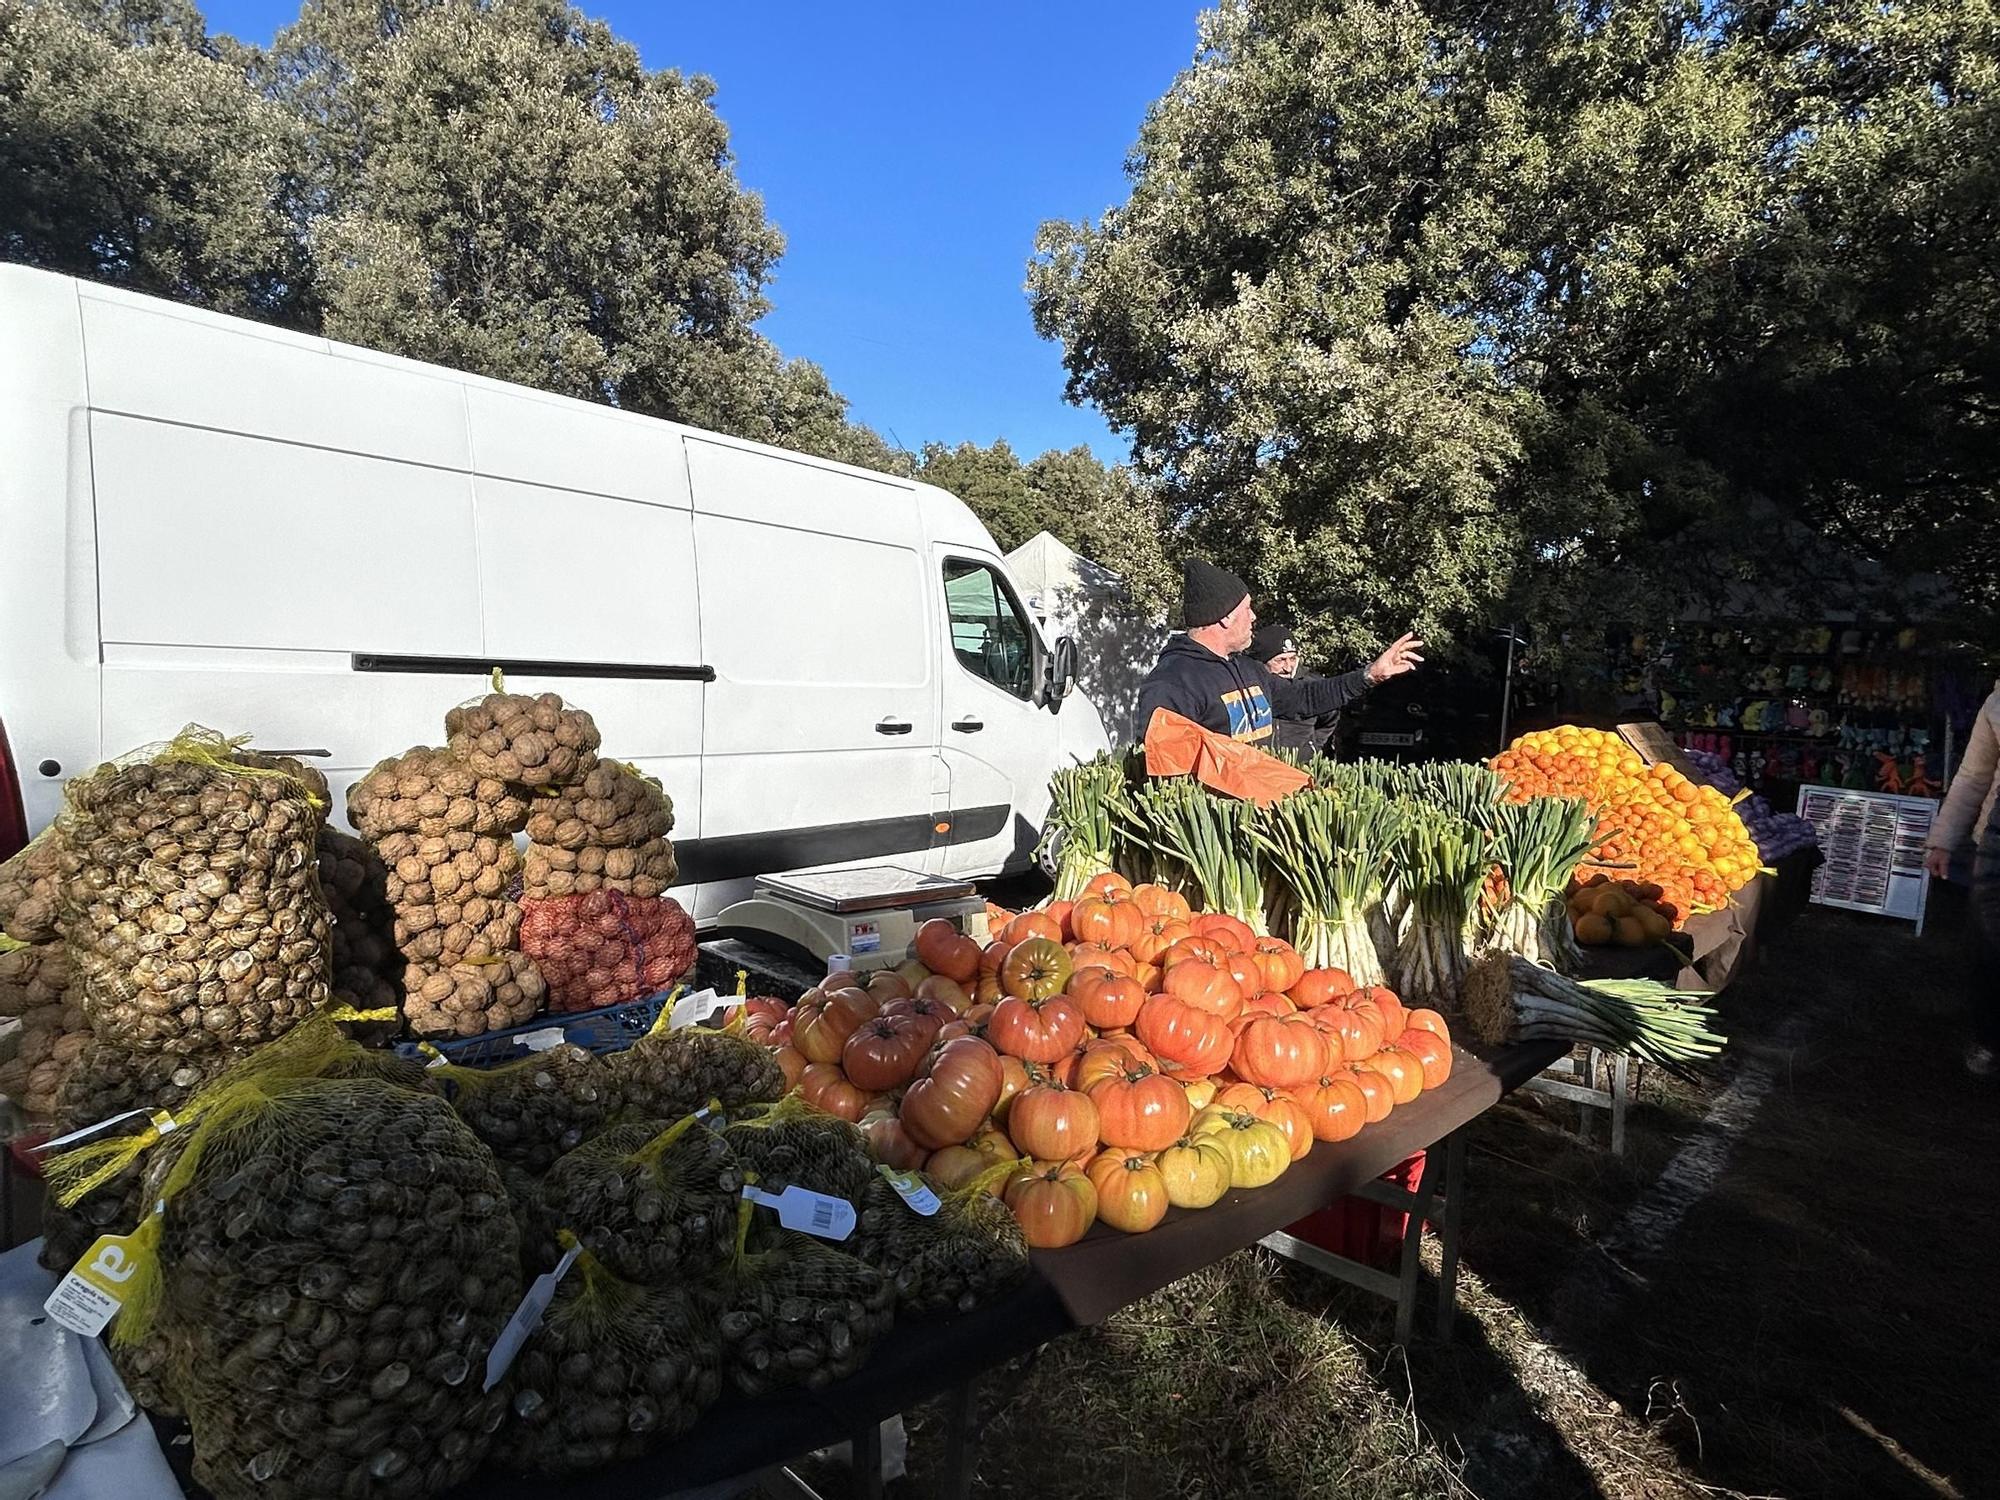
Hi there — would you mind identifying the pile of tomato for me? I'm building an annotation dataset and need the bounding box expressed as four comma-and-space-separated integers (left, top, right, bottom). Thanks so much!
1491, 726, 1761, 926
738, 874, 1455, 1248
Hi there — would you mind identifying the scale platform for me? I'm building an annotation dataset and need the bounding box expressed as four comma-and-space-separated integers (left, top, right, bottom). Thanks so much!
715, 865, 988, 971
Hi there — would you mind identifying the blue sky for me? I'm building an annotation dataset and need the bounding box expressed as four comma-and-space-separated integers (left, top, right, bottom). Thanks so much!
199, 1, 1205, 464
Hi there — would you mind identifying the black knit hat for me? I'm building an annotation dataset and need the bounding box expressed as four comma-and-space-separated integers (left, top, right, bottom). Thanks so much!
1250, 623, 1297, 662
1182, 558, 1251, 629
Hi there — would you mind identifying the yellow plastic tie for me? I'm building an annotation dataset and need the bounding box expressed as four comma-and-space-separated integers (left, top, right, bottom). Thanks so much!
327, 1003, 399, 1023
0, 933, 27, 954
107, 1207, 167, 1349
734, 969, 748, 999
631, 1112, 702, 1168
489, 667, 506, 694
644, 985, 687, 1039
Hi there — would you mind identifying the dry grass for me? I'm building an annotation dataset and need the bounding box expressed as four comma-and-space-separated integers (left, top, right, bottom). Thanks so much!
815, 894, 1999, 1500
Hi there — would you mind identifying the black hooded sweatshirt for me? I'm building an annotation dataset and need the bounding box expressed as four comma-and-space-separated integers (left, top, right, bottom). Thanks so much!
1135, 635, 1374, 745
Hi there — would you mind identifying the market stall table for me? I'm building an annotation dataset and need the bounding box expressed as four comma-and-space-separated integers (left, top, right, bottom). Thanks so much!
457, 1037, 1566, 1500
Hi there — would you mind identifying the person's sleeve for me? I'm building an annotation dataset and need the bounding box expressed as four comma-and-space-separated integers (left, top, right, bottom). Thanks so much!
1929, 699, 2000, 851
1137, 671, 1202, 736
1269, 666, 1373, 719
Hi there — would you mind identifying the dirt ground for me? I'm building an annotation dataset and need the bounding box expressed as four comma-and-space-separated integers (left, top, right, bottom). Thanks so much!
877, 889, 2000, 1499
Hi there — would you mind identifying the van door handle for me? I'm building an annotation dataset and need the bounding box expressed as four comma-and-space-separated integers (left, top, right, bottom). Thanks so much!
952, 717, 985, 733
875, 717, 914, 736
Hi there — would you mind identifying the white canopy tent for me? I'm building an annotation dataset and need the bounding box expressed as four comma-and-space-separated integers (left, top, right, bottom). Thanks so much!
1007, 531, 1168, 746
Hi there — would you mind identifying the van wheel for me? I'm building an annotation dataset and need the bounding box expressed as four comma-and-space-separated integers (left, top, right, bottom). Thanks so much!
1035, 827, 1066, 881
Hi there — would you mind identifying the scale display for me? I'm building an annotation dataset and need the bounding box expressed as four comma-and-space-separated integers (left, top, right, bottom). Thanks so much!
1795, 786, 1937, 931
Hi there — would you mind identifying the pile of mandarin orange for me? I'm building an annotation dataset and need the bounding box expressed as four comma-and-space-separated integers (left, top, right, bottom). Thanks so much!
1490, 726, 1762, 928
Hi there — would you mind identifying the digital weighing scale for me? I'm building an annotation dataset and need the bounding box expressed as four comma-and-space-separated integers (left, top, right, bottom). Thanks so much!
714, 865, 990, 971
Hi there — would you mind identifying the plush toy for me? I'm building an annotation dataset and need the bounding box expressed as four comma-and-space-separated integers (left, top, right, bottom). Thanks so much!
1786, 664, 1809, 692
1874, 752, 1904, 794
1809, 707, 1831, 738
1905, 755, 1939, 799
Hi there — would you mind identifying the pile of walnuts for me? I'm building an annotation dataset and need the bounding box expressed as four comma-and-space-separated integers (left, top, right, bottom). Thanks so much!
402, 950, 546, 1039
522, 761, 678, 902
446, 690, 601, 788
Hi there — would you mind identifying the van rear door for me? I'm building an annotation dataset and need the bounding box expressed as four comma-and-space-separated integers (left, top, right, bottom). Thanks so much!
683, 438, 946, 909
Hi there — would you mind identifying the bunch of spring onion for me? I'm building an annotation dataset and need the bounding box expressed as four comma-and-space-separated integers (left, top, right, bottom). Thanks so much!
1252, 785, 1404, 984
1461, 954, 1726, 1071
1121, 776, 1268, 933
1389, 808, 1489, 1006
1484, 795, 1596, 970
1039, 754, 1128, 900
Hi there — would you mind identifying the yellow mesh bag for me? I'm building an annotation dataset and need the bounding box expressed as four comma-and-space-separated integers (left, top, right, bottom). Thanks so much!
427, 1042, 619, 1171
715, 1198, 895, 1397
849, 1163, 1029, 1317
717, 1095, 876, 1200
494, 1232, 722, 1475
527, 1111, 743, 1282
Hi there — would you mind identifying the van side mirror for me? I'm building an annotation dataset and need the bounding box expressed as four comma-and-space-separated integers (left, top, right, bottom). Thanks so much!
1043, 636, 1078, 708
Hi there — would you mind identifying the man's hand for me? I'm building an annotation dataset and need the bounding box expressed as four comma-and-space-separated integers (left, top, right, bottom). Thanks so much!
1923, 846, 1953, 880
1366, 632, 1425, 685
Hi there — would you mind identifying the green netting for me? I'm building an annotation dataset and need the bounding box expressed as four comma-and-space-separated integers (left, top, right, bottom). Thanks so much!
528, 1113, 744, 1283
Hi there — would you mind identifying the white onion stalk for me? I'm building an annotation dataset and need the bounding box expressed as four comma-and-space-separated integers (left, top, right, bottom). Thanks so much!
1485, 796, 1596, 971
1252, 786, 1402, 984
1390, 810, 1487, 1007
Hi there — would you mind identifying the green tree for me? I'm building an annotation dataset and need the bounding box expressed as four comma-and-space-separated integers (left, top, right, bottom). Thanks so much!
265, 0, 902, 471
0, 0, 309, 319
1030, 0, 2000, 659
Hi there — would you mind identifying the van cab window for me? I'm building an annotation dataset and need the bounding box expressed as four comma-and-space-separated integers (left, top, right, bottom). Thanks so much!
943, 560, 1034, 699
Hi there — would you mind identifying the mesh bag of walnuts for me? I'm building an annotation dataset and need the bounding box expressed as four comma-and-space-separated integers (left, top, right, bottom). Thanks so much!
518, 891, 696, 1013
495, 1236, 722, 1475
0, 828, 66, 944
402, 952, 545, 1039
445, 686, 601, 789
849, 1168, 1030, 1317
376, 830, 523, 968
527, 1114, 744, 1283
432, 1043, 620, 1172
718, 1096, 877, 1201
523, 760, 673, 851
317, 829, 403, 1022
346, 746, 529, 843
610, 1012, 785, 1121
51, 1068, 520, 1500
0, 936, 81, 1117
55, 728, 332, 1055
521, 838, 678, 902
714, 1204, 895, 1397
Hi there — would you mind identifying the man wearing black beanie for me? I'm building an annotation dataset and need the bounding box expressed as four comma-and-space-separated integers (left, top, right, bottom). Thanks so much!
1135, 559, 1424, 745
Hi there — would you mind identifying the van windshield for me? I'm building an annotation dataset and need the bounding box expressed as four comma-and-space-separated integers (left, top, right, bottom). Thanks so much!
943, 560, 1034, 700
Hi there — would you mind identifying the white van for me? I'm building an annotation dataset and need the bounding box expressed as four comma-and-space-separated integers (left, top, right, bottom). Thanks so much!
0, 265, 1110, 918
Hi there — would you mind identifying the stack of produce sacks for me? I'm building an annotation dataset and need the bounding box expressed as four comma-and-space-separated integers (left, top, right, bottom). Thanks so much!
517, 758, 693, 1011
54, 729, 332, 1056
43, 1020, 517, 1500
346, 744, 542, 1037
0, 830, 81, 1116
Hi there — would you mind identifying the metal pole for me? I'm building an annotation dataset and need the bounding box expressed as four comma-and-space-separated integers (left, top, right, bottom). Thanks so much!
1497, 625, 1518, 753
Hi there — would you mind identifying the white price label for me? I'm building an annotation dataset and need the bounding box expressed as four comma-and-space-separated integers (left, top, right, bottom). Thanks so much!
877, 1165, 941, 1216
482, 1244, 582, 1392
44, 1221, 156, 1337
33, 1107, 174, 1155
741, 1184, 857, 1241
667, 988, 743, 1031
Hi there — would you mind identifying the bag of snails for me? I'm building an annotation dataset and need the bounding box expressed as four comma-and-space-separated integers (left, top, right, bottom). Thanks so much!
494, 1232, 723, 1475
55, 727, 333, 1055
43, 1033, 513, 1500
428, 1042, 621, 1172
526, 1111, 745, 1284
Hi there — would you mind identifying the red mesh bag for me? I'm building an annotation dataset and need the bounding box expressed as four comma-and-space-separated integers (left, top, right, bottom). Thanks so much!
520, 891, 697, 1013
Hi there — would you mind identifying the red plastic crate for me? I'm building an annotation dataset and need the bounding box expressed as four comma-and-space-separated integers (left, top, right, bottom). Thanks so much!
1282, 1150, 1427, 1269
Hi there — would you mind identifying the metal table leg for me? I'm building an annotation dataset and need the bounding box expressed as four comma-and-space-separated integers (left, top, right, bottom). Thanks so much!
940, 1379, 977, 1500
1435, 1129, 1467, 1341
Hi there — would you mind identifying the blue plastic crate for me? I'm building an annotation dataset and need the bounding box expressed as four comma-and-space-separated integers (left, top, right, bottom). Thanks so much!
393, 988, 675, 1069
